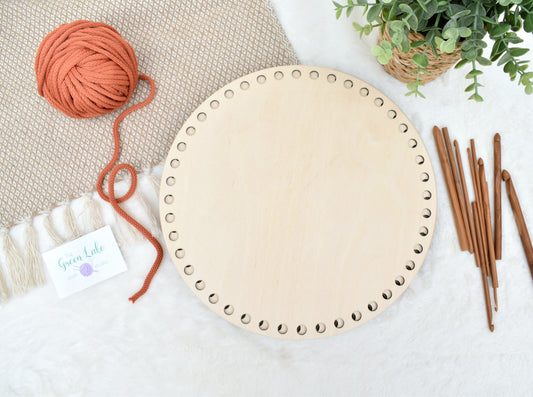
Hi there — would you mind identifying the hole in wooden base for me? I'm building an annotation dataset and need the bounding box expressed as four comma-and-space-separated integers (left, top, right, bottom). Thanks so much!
259, 320, 269, 330
208, 293, 218, 304
327, 74, 336, 83
344, 79, 353, 88
224, 89, 234, 98
240, 313, 251, 324
224, 305, 234, 315
165, 213, 175, 223
406, 261, 415, 271
292, 69, 301, 79
186, 126, 196, 135
170, 159, 180, 168
277, 324, 288, 334
175, 248, 185, 259
257, 75, 266, 84
382, 289, 392, 300
399, 123, 408, 133
334, 318, 344, 329
416, 155, 425, 165
297, 325, 307, 335
166, 176, 175, 186
420, 172, 429, 182
197, 113, 207, 122
315, 323, 326, 333
414, 244, 423, 254
309, 70, 319, 79
423, 190, 432, 200
408, 139, 418, 148
368, 301, 378, 311
184, 265, 194, 275
419, 226, 429, 236
422, 208, 432, 218
164, 195, 174, 204
195, 280, 205, 290
351, 311, 362, 321
169, 231, 178, 241
274, 71, 284, 80
240, 81, 250, 90
395, 276, 405, 286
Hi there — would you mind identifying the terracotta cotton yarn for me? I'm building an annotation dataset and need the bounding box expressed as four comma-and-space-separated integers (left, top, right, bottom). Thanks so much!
35, 20, 163, 303
35, 20, 139, 119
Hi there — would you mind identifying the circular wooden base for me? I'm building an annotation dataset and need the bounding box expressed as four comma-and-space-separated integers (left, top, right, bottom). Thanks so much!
160, 65, 437, 339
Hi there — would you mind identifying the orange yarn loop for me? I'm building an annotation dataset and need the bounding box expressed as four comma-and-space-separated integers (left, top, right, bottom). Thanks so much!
36, 20, 163, 303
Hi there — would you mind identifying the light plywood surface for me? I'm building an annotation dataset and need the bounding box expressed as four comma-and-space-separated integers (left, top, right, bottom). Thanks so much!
160, 65, 437, 339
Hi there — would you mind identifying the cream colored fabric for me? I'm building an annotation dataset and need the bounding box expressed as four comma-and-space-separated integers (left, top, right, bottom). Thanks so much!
0, 0, 298, 228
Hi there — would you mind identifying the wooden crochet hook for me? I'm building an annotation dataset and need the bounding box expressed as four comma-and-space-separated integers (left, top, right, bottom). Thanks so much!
472, 201, 494, 331
443, 128, 473, 252
494, 134, 502, 260
479, 159, 499, 310
468, 148, 489, 274
433, 127, 468, 250
455, 141, 478, 262
502, 170, 533, 279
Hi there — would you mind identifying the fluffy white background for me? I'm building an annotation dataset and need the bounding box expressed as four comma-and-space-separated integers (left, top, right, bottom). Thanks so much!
1, 0, 533, 395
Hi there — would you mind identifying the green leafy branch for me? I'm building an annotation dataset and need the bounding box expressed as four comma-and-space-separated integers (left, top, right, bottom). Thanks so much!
333, 0, 533, 101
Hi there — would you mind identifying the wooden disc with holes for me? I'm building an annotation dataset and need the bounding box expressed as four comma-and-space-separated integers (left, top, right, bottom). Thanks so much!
160, 65, 437, 339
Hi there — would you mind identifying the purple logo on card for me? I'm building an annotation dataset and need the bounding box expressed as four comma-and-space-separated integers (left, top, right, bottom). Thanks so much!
79, 262, 94, 277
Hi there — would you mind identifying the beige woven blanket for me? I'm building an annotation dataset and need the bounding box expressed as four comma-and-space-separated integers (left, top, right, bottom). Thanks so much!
0, 0, 298, 228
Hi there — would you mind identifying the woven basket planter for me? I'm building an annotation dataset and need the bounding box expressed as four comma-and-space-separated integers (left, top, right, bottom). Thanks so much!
379, 26, 462, 83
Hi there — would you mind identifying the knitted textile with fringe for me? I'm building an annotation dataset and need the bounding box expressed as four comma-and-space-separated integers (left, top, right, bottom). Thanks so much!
0, 0, 298, 300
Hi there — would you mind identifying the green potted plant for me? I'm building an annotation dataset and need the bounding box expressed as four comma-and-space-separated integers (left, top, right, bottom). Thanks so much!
333, 0, 533, 101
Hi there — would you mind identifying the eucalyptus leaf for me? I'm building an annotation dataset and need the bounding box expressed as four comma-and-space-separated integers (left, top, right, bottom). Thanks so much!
367, 4, 382, 22
525, 14, 533, 33
413, 53, 429, 67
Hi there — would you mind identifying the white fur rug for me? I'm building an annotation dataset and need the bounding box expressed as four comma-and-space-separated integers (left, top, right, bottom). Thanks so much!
1, 1, 532, 395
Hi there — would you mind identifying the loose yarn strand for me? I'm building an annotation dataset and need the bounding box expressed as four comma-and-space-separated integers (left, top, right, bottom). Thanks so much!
36, 21, 163, 302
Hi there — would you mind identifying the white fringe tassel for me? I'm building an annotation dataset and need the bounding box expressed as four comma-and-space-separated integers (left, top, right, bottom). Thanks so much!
82, 193, 105, 232
0, 163, 164, 302
41, 210, 63, 246
113, 207, 144, 244
0, 262, 10, 302
23, 219, 45, 286
63, 201, 81, 240
133, 188, 160, 237
143, 165, 160, 192
0, 228, 31, 295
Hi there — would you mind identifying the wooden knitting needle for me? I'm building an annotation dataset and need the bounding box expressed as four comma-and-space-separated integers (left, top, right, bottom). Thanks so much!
433, 127, 469, 250
472, 201, 495, 331
455, 141, 477, 262
479, 159, 499, 310
443, 128, 473, 252
502, 170, 533, 279
494, 134, 502, 260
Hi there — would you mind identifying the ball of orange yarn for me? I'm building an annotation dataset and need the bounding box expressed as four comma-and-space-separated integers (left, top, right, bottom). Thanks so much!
35, 20, 139, 119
